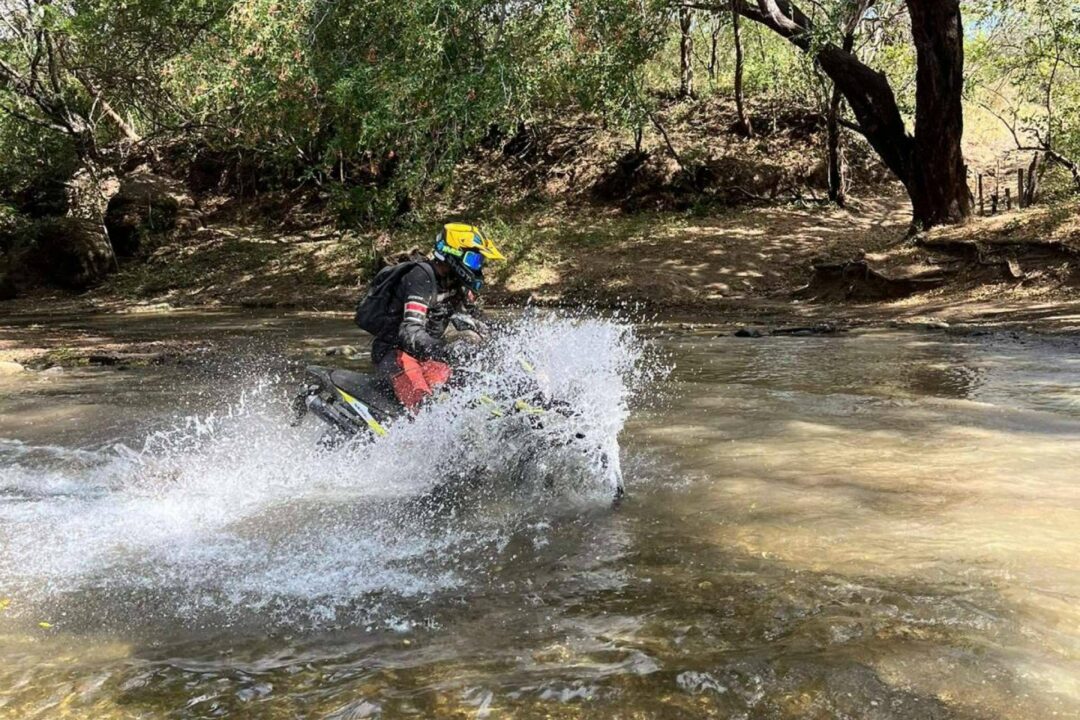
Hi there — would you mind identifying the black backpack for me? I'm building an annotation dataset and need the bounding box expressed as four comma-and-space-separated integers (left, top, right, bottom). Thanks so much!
354, 261, 435, 336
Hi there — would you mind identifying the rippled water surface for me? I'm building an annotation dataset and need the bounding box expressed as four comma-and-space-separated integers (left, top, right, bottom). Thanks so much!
1, 311, 1079, 719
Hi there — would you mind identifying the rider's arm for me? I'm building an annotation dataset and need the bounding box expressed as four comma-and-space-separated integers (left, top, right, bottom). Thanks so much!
397, 266, 448, 360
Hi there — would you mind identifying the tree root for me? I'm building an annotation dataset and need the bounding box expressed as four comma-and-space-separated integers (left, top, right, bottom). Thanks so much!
795, 259, 947, 302
797, 233, 1080, 303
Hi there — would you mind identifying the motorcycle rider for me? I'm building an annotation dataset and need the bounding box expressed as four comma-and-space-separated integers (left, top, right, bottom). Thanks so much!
367, 223, 505, 411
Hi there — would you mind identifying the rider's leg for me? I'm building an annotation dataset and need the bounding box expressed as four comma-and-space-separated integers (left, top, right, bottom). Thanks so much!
389, 350, 434, 411
419, 360, 451, 390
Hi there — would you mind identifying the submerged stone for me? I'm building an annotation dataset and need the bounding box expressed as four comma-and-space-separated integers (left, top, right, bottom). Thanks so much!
0, 361, 25, 375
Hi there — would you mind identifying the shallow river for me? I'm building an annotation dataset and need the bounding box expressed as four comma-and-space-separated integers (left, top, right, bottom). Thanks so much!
1, 311, 1079, 719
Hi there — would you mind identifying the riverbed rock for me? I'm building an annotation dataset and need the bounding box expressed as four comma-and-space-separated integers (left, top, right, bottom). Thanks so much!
87, 354, 121, 366
118, 302, 175, 314
771, 323, 844, 336
325, 345, 360, 357
104, 169, 198, 257
1005, 257, 1026, 280
0, 361, 25, 375
66, 163, 120, 221
27, 217, 117, 289
796, 259, 947, 302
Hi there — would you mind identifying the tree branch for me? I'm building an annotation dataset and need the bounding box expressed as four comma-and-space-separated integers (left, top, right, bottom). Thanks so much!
649, 111, 684, 169
0, 98, 70, 134
837, 118, 865, 137
673, 0, 913, 184
73, 69, 141, 142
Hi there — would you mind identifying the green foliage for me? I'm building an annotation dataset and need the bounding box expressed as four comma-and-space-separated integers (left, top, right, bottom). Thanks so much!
968, 0, 1080, 187
0, 0, 228, 145
2, 0, 1076, 235
0, 116, 79, 211
664, 4, 916, 126
0, 202, 20, 254
167, 0, 671, 224
642, 14, 811, 104
561, 0, 670, 128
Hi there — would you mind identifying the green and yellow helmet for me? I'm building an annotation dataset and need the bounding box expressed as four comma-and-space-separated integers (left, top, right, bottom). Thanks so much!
433, 223, 505, 292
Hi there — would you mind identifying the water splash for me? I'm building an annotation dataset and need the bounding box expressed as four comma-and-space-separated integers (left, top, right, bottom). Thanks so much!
0, 313, 649, 630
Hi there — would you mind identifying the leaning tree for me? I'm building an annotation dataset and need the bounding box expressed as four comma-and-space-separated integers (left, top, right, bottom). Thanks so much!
686, 0, 972, 229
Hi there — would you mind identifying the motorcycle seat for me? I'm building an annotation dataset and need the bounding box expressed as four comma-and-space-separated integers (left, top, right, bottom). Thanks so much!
329, 369, 400, 416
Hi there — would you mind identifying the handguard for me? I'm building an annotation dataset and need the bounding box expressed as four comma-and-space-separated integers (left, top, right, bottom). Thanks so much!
449, 313, 490, 338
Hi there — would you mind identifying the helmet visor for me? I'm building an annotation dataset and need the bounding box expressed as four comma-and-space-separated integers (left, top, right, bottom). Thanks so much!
462, 250, 484, 271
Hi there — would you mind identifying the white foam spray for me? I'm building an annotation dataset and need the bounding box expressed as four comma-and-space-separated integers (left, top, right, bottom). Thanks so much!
0, 314, 650, 630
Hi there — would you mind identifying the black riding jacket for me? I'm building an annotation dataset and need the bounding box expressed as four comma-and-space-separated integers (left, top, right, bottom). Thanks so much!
371, 261, 470, 363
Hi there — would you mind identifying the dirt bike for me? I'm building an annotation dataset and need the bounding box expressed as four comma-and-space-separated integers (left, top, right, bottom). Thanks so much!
289, 339, 624, 500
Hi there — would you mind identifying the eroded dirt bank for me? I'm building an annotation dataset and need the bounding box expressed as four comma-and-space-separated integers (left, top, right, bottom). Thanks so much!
3, 187, 1079, 372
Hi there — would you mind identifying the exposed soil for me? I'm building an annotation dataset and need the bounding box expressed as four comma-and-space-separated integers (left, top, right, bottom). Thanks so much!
498, 189, 914, 306
4, 186, 1080, 375
4, 97, 1079, 343
445, 98, 889, 216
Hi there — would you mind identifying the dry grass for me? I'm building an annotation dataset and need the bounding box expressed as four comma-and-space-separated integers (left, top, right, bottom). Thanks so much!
929, 202, 1080, 249
442, 97, 891, 218
100, 223, 371, 309
7, 91, 1076, 329
6, 190, 1080, 334
865, 199, 1080, 327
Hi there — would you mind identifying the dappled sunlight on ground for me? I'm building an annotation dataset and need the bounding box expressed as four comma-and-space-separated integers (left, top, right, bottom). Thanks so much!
504, 189, 912, 304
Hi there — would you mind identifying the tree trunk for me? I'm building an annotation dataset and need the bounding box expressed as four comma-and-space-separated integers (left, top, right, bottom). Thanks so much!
679, 9, 695, 99
1024, 153, 1040, 207
709, 14, 722, 80
814, 45, 911, 181
731, 0, 752, 137
826, 32, 854, 205
826, 89, 845, 205
731, 0, 972, 229
905, 0, 971, 227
